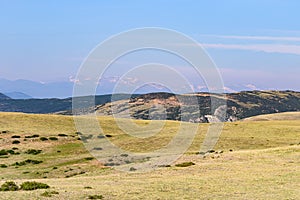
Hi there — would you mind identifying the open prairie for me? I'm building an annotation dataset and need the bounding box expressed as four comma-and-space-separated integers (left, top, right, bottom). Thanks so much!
0, 112, 299, 199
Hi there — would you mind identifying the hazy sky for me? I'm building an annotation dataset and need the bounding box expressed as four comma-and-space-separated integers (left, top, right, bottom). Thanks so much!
1, 0, 300, 91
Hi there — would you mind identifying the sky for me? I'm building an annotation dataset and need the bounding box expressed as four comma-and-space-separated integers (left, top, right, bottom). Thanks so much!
1, 0, 300, 92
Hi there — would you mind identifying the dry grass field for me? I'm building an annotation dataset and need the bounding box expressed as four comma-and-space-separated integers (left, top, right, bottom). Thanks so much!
0, 112, 299, 199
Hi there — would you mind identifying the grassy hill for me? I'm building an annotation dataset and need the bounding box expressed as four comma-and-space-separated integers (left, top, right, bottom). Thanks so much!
1, 91, 300, 121
0, 112, 299, 199
243, 111, 300, 121
95, 90, 300, 121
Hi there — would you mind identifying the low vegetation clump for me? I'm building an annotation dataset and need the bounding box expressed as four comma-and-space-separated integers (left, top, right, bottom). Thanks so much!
1, 131, 8, 134
12, 140, 20, 144
40, 190, 59, 197
13, 159, 43, 166
0, 164, 8, 168
0, 150, 8, 156
175, 162, 195, 167
58, 133, 68, 137
49, 137, 58, 141
40, 137, 48, 141
25, 134, 40, 139
87, 194, 103, 199
20, 181, 50, 191
0, 149, 19, 156
24, 149, 42, 155
0, 181, 50, 192
11, 135, 21, 138
0, 181, 19, 191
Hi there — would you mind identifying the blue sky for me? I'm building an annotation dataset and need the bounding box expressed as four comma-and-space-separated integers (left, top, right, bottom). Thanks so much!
1, 0, 300, 91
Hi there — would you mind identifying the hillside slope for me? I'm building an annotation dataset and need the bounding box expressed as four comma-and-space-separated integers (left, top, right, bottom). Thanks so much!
243, 111, 300, 121
0, 90, 299, 121
95, 90, 300, 122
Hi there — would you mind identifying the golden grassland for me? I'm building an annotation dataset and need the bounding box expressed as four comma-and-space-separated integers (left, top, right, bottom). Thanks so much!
243, 111, 300, 121
0, 112, 299, 199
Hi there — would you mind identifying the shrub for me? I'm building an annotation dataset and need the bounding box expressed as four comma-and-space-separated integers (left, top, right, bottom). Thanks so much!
88, 194, 103, 199
13, 159, 43, 166
175, 162, 195, 167
0, 181, 19, 191
49, 137, 58, 141
85, 157, 94, 161
0, 150, 8, 156
6, 150, 16, 155
12, 140, 20, 144
93, 147, 103, 151
32, 134, 40, 138
12, 147, 18, 150
40, 191, 59, 197
25, 134, 39, 139
58, 134, 68, 137
25, 149, 42, 155
75, 132, 82, 135
40, 137, 48, 141
11, 135, 21, 138
20, 181, 50, 191
129, 167, 137, 171
0, 164, 7, 168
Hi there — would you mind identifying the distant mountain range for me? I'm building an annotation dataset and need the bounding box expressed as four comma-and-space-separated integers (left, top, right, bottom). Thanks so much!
0, 93, 10, 100
0, 78, 274, 99
0, 78, 73, 98
4, 92, 32, 99
0, 90, 299, 122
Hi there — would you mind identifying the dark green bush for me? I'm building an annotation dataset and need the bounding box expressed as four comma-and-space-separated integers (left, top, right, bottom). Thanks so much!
25, 134, 39, 139
0, 181, 19, 191
49, 137, 58, 141
12, 140, 20, 144
40, 190, 59, 197
13, 159, 43, 166
0, 150, 8, 156
40, 137, 48, 141
175, 162, 195, 167
88, 194, 103, 199
20, 181, 50, 191
25, 149, 42, 155
0, 164, 7, 168
11, 135, 21, 138
84, 157, 94, 161
6, 150, 16, 155
58, 134, 68, 137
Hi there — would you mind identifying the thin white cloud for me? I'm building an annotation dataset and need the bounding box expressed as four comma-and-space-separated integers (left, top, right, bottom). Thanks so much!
202, 43, 300, 56
201, 34, 300, 42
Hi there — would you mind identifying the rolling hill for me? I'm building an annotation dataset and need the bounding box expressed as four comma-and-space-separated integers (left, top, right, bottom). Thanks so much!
0, 90, 300, 121
243, 111, 300, 121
